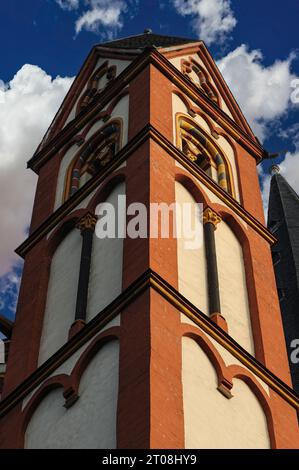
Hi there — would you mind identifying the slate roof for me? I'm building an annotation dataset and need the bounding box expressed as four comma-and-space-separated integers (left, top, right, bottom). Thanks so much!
268, 172, 299, 395
101, 31, 198, 49
268, 173, 299, 284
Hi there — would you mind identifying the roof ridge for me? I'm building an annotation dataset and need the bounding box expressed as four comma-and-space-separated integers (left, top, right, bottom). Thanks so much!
100, 32, 199, 49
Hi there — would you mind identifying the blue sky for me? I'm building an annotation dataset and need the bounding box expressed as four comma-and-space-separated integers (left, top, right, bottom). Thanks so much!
0, 0, 298, 323
1, 1, 299, 80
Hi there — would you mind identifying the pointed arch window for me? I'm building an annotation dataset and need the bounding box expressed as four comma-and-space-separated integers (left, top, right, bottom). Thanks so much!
64, 120, 121, 201
177, 116, 234, 196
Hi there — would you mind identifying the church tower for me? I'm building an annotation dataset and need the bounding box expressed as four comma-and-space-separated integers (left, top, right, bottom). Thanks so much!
0, 32, 298, 449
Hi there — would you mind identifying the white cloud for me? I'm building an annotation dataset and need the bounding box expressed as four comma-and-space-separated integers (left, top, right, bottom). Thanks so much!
260, 172, 271, 219
0, 64, 73, 277
75, 0, 126, 36
260, 125, 299, 217
217, 45, 297, 142
172, 0, 237, 45
280, 150, 299, 195
260, 147, 299, 219
55, 0, 137, 38
55, 0, 79, 10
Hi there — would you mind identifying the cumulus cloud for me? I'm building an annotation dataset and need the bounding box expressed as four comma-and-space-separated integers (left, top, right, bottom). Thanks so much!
260, 150, 299, 219
172, 0, 237, 45
75, 0, 127, 36
217, 45, 298, 142
55, 0, 138, 38
280, 150, 299, 195
259, 123, 299, 216
0, 64, 73, 278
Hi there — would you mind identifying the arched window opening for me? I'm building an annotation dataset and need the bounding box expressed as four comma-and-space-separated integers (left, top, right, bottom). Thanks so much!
64, 121, 121, 201
177, 116, 233, 196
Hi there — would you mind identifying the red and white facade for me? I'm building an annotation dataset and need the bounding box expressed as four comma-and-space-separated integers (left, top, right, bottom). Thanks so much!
0, 34, 298, 449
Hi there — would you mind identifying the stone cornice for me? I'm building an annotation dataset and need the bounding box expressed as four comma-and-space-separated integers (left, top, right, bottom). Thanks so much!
16, 124, 275, 259
0, 269, 298, 419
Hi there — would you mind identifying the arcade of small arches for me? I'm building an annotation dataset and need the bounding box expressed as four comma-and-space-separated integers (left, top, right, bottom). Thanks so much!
22, 322, 274, 449
181, 57, 220, 106
76, 60, 116, 116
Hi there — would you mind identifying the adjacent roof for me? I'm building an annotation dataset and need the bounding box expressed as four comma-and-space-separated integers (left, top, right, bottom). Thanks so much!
0, 315, 14, 339
101, 31, 199, 49
268, 173, 299, 282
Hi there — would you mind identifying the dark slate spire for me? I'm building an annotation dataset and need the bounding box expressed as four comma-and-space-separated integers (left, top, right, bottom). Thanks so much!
269, 172, 299, 285
100, 31, 198, 49
268, 171, 299, 396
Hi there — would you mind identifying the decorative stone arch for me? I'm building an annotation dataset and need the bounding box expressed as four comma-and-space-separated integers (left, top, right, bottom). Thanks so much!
226, 364, 276, 448
181, 57, 221, 106
21, 328, 121, 447
173, 89, 220, 136
46, 209, 86, 258
76, 60, 116, 116
63, 119, 123, 202
21, 374, 73, 441
181, 326, 232, 398
82, 90, 129, 139
173, 89, 240, 167
87, 171, 126, 214
58, 135, 85, 165
176, 114, 235, 197
71, 328, 121, 391
180, 325, 275, 448
175, 170, 211, 207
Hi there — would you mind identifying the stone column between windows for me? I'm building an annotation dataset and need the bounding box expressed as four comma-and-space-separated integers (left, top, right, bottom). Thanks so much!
69, 212, 97, 338
203, 207, 228, 332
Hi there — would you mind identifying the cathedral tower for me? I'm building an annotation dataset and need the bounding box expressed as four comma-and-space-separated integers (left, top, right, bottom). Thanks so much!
0, 32, 298, 449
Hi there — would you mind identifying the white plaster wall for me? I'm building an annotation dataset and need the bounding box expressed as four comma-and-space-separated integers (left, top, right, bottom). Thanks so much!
86, 182, 125, 321
174, 163, 247, 230
180, 314, 269, 394
38, 228, 82, 365
172, 93, 240, 202
215, 221, 254, 355
54, 143, 81, 209
175, 181, 208, 314
23, 315, 121, 410
65, 58, 131, 126
85, 94, 129, 147
182, 337, 270, 449
26, 340, 119, 449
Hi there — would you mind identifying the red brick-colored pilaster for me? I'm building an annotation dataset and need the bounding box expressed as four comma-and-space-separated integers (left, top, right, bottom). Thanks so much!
2, 240, 50, 396
117, 63, 184, 448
